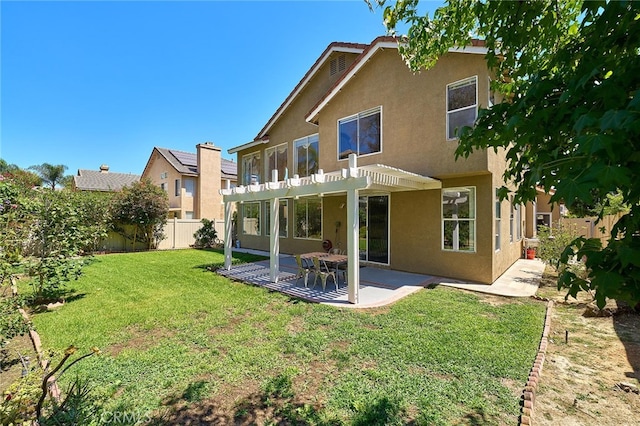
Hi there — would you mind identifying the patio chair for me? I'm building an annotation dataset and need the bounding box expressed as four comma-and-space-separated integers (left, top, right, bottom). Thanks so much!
312, 256, 338, 291
295, 254, 312, 287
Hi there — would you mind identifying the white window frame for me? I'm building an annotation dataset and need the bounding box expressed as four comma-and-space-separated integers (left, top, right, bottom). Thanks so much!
488, 76, 495, 108
242, 152, 261, 185
495, 188, 501, 251
265, 199, 289, 238
265, 143, 288, 182
174, 179, 181, 197
242, 202, 261, 236
510, 197, 523, 243
293, 197, 323, 240
293, 134, 319, 177
446, 76, 478, 140
442, 187, 476, 252
337, 106, 382, 160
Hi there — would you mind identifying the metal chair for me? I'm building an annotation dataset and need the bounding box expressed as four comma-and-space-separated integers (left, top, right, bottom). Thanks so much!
295, 254, 312, 287
312, 256, 337, 291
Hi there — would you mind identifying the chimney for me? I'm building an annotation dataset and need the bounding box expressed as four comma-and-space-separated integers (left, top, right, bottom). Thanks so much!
99, 164, 109, 173
196, 142, 221, 220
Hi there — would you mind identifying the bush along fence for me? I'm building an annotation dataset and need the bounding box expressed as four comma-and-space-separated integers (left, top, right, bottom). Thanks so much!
101, 218, 225, 252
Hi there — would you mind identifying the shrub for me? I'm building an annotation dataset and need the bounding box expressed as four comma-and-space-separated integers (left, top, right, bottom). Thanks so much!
193, 218, 220, 248
111, 179, 169, 250
537, 223, 581, 270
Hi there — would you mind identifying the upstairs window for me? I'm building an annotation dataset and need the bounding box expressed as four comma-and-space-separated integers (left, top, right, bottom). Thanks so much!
184, 178, 195, 197
242, 152, 261, 185
174, 179, 181, 196
339, 107, 381, 159
265, 143, 288, 182
447, 76, 477, 140
294, 134, 319, 177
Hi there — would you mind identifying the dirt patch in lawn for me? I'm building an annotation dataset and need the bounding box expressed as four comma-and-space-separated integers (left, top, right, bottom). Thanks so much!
105, 326, 176, 357
534, 267, 640, 425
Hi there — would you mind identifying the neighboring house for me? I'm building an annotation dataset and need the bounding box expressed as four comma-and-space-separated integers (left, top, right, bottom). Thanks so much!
142, 142, 237, 220
72, 165, 140, 192
222, 36, 530, 303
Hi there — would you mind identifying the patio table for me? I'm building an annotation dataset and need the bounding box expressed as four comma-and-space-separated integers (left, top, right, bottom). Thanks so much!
300, 252, 348, 284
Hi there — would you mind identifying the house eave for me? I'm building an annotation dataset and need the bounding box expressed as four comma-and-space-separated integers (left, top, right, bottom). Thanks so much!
228, 138, 270, 155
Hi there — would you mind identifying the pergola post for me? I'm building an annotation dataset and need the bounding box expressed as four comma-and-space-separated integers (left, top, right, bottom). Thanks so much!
346, 154, 360, 304
223, 181, 233, 270
269, 170, 280, 282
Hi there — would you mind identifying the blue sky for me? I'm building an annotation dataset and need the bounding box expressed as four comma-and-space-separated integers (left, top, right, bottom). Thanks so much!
1, 1, 439, 176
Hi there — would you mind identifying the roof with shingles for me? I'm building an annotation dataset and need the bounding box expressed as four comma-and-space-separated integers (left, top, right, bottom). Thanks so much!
74, 169, 140, 192
221, 158, 237, 178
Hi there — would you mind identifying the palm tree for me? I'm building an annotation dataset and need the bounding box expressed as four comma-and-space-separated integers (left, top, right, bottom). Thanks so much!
28, 163, 68, 190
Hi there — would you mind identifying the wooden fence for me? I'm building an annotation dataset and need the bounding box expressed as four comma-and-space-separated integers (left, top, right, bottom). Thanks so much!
559, 214, 622, 246
102, 218, 226, 252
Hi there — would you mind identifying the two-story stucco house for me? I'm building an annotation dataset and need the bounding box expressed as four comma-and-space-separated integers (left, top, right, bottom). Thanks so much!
221, 36, 529, 303
142, 142, 237, 220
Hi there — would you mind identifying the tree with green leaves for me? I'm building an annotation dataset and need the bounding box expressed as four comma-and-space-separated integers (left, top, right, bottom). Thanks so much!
375, 0, 640, 308
111, 179, 169, 250
28, 163, 68, 190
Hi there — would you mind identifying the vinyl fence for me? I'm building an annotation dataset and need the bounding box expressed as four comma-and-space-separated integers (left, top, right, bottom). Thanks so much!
102, 218, 226, 252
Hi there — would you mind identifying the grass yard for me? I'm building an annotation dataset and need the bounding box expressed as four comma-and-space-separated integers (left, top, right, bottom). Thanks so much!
29, 249, 546, 425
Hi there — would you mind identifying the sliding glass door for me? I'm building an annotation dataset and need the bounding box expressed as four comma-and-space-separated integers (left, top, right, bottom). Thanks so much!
359, 195, 389, 264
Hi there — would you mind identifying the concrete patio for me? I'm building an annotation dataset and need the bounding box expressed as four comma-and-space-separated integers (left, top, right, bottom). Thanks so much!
216, 250, 546, 308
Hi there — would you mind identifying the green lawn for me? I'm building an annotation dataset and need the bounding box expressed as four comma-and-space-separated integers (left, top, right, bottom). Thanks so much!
30, 249, 546, 425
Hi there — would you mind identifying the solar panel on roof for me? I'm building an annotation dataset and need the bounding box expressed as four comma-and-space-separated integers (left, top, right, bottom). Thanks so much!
170, 150, 198, 167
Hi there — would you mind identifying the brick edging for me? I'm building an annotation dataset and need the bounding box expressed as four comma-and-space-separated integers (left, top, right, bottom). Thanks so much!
519, 299, 553, 425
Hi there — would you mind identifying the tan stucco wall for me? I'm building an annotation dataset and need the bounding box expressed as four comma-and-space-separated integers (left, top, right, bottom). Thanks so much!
231, 46, 525, 283
143, 145, 232, 220
316, 49, 491, 179
238, 50, 362, 185
142, 150, 194, 219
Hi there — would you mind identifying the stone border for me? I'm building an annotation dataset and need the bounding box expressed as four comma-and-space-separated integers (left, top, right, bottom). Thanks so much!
11, 277, 61, 400
519, 299, 553, 425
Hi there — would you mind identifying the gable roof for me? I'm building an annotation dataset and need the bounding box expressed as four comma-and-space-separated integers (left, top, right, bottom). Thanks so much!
147, 147, 237, 178
74, 169, 140, 192
155, 147, 199, 175
228, 36, 487, 154
228, 41, 367, 154
306, 36, 488, 123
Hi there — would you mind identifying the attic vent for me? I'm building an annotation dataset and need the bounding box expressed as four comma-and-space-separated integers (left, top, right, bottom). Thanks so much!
330, 54, 347, 76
